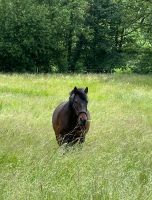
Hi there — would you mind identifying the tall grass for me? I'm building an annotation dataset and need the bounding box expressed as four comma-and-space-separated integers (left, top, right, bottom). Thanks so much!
0, 74, 152, 200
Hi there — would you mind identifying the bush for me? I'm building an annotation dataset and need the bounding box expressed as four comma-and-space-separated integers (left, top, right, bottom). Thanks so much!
114, 65, 133, 74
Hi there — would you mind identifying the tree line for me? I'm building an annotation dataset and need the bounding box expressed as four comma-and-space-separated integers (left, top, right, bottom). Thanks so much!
0, 0, 152, 73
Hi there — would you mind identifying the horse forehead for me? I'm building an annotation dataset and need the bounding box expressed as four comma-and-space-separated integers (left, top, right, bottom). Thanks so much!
75, 93, 87, 102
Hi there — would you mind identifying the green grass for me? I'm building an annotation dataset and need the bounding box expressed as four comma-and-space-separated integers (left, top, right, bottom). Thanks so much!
0, 73, 152, 200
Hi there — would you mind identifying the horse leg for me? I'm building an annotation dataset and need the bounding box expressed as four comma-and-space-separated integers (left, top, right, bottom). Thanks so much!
56, 132, 70, 146
56, 133, 63, 146
79, 136, 85, 144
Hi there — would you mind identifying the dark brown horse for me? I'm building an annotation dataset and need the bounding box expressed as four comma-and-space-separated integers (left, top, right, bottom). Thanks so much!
52, 87, 90, 146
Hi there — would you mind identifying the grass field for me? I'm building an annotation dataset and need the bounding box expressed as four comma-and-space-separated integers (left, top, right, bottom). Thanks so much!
0, 73, 152, 200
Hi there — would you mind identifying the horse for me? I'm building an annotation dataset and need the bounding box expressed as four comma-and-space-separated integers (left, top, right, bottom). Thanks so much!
52, 86, 90, 146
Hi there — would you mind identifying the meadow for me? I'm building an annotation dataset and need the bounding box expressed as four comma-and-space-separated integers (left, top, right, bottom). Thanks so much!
0, 73, 152, 200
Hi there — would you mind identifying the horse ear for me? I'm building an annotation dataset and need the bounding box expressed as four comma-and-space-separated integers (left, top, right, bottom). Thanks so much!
74, 86, 78, 93
84, 87, 88, 94
69, 87, 77, 96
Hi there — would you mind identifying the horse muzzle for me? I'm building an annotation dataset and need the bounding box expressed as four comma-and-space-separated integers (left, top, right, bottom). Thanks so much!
78, 112, 88, 127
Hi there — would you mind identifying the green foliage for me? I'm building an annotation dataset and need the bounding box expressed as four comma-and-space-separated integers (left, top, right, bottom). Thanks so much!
0, 0, 54, 72
0, 0, 152, 73
114, 65, 133, 74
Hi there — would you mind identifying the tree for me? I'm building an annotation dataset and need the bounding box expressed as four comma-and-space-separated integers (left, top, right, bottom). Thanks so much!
0, 0, 151, 73
0, 0, 54, 72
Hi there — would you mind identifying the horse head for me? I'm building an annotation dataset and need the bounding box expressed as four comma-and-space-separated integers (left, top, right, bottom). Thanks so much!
69, 86, 89, 128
